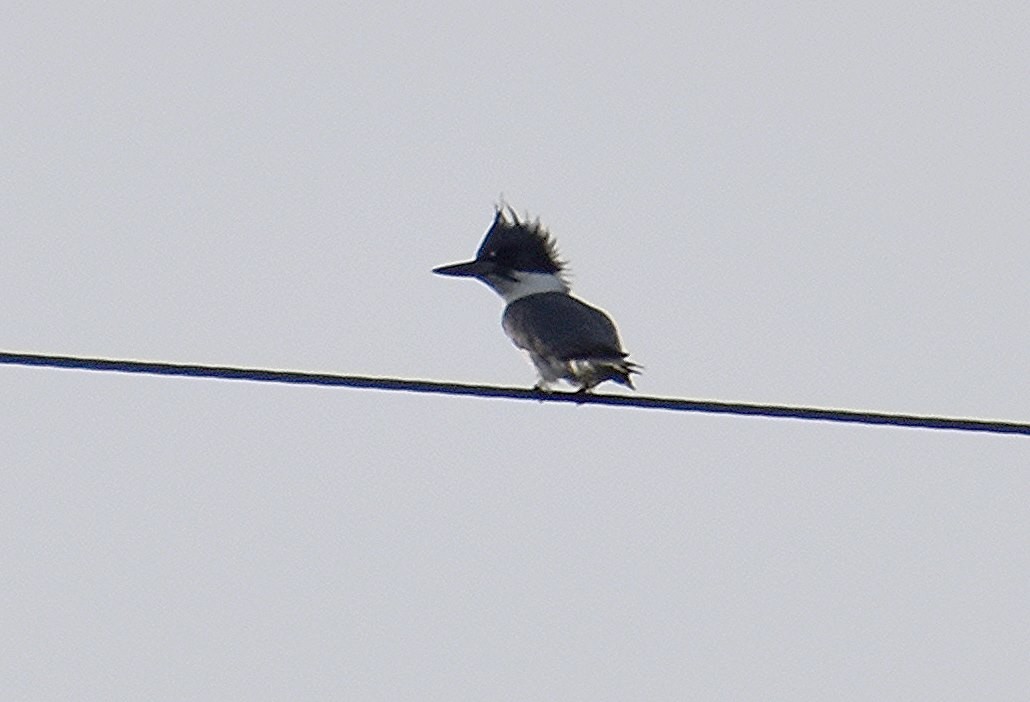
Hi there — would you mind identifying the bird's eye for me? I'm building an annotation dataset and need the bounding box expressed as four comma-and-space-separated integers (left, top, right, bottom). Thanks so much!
487, 250, 497, 258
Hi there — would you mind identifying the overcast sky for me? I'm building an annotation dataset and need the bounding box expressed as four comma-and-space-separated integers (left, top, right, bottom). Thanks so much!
3, 3, 1028, 700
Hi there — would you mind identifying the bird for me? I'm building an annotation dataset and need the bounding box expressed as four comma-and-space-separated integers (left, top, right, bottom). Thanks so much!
433, 206, 639, 392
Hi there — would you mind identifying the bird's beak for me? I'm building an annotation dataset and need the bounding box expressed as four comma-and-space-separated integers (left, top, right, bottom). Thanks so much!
432, 259, 495, 278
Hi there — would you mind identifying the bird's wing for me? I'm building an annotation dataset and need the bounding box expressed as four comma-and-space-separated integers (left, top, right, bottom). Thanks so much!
502, 292, 627, 361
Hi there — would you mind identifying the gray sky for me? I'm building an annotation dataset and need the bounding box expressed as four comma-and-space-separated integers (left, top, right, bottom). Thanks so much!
3, 3, 1028, 700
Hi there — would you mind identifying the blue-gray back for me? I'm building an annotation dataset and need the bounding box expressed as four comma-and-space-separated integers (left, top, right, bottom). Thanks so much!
502, 292, 627, 361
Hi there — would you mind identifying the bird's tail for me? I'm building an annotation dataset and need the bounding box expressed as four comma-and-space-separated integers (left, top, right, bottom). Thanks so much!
572, 356, 641, 391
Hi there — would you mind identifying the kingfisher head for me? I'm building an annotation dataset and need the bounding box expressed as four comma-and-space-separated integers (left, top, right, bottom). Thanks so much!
432, 207, 570, 302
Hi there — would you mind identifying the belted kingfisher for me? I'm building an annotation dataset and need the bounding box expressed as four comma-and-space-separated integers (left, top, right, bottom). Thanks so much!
433, 206, 639, 392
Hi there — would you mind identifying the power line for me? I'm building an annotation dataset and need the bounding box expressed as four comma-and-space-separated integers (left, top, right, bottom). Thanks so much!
2, 350, 1027, 437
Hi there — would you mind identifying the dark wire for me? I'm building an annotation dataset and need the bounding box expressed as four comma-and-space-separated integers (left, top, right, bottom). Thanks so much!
2, 351, 1027, 437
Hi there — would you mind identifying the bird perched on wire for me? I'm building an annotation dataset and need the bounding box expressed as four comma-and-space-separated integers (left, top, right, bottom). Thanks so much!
433, 206, 639, 392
